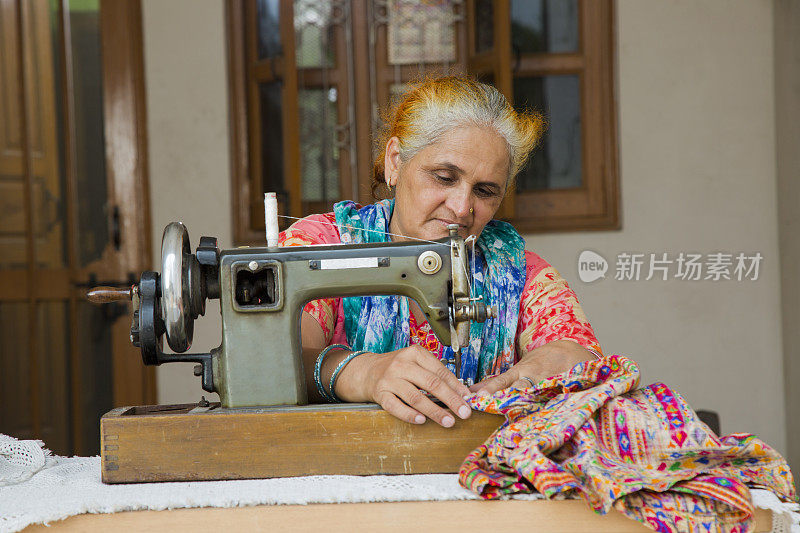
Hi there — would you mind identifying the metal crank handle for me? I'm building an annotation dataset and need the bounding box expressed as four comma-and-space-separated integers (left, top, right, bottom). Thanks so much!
85, 285, 135, 304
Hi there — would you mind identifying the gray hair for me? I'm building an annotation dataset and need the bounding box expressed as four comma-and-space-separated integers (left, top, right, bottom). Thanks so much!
372, 76, 545, 194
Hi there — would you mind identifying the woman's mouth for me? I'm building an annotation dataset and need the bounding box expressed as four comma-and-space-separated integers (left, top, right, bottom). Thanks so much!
435, 218, 467, 229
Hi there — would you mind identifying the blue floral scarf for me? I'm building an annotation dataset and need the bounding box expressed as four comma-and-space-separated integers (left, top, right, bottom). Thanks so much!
333, 200, 526, 384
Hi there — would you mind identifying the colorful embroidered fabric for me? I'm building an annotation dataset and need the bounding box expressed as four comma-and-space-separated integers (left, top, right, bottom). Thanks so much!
459, 355, 796, 532
333, 200, 411, 353
331, 199, 527, 383
516, 262, 603, 356
278, 208, 603, 364
408, 311, 445, 358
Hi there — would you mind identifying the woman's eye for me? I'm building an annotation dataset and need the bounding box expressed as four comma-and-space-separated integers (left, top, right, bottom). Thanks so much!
475, 187, 497, 198
434, 174, 455, 184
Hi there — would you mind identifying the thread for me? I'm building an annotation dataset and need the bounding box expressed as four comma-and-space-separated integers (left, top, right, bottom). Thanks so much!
276, 213, 449, 246
264, 192, 279, 247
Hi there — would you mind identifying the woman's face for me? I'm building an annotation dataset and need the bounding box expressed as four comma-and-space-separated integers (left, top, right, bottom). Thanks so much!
385, 126, 509, 242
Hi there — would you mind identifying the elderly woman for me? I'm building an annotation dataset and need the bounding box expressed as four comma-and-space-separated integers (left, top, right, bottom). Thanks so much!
280, 76, 602, 428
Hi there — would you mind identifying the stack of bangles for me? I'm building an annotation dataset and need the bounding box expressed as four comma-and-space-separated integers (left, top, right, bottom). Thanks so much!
314, 344, 367, 403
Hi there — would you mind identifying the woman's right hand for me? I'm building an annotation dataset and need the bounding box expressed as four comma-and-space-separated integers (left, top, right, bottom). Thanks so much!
337, 345, 473, 428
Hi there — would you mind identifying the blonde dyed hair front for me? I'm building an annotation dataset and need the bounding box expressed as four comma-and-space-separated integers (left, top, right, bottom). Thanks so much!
372, 76, 545, 196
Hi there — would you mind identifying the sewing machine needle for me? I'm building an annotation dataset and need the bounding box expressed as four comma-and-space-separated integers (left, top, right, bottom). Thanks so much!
454, 348, 461, 381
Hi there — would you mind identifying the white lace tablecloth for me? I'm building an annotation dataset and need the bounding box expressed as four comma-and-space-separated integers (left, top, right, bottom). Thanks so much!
1, 435, 798, 533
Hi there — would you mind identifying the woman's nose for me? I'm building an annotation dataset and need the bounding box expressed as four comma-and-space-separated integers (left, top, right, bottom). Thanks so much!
447, 188, 472, 218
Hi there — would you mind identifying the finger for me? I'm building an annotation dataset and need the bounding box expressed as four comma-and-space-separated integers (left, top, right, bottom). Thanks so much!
409, 357, 471, 420
394, 380, 456, 428
375, 390, 426, 425
510, 377, 535, 389
411, 347, 471, 397
470, 368, 520, 395
468, 380, 486, 393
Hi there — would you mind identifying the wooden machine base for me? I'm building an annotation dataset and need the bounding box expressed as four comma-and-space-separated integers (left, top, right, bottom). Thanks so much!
100, 402, 504, 483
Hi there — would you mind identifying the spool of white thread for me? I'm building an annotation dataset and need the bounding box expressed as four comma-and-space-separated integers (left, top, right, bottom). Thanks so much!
264, 192, 279, 247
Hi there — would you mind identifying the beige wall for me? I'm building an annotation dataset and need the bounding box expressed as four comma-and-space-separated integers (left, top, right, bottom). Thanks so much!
775, 0, 800, 471
142, 1, 789, 456
531, 0, 785, 453
142, 0, 231, 404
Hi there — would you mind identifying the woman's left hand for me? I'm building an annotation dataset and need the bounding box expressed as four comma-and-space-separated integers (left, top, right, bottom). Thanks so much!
468, 339, 596, 395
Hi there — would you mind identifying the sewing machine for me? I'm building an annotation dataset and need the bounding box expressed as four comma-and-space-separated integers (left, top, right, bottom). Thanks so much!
88, 216, 503, 483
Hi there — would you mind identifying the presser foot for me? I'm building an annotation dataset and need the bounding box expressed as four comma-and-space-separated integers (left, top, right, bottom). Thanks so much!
441, 358, 474, 388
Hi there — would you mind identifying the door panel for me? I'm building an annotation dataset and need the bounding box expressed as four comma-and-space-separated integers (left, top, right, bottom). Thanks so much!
36, 301, 70, 454
0, 303, 32, 439
74, 300, 113, 452
68, 1, 111, 270
0, 0, 153, 456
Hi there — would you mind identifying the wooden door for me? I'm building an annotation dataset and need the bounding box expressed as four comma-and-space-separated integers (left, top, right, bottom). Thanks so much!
0, 0, 154, 456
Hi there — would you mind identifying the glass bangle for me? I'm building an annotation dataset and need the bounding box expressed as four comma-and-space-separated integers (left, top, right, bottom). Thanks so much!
328, 350, 367, 403
314, 343, 350, 403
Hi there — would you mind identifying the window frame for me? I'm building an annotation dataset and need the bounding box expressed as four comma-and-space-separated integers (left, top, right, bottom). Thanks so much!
468, 0, 619, 232
228, 0, 301, 244
227, 0, 619, 245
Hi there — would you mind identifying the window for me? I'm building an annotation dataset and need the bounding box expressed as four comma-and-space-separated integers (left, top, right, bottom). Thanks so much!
228, 0, 618, 244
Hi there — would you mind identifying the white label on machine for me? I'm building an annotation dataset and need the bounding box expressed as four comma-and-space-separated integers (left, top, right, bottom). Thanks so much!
319, 257, 380, 270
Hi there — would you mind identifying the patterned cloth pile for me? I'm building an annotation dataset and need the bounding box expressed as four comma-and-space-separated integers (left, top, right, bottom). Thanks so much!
460, 355, 796, 532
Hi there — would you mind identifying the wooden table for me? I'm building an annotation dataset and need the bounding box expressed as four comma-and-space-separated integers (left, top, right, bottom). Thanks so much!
24, 403, 772, 531
22, 499, 774, 532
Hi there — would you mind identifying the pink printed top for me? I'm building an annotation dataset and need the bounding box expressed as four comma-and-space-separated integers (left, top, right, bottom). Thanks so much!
280, 212, 603, 362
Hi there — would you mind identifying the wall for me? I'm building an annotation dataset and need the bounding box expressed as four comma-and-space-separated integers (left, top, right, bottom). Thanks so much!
141, 1, 788, 455
528, 0, 785, 453
142, 0, 231, 404
775, 0, 800, 471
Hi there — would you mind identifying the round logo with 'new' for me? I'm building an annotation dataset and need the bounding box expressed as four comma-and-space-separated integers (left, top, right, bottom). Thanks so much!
578, 250, 608, 283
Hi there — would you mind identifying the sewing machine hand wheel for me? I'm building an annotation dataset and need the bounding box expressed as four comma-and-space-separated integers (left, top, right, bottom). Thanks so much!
161, 222, 204, 353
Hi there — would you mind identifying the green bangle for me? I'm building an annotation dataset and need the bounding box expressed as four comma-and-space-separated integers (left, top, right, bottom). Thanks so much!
314, 344, 350, 403
328, 350, 367, 403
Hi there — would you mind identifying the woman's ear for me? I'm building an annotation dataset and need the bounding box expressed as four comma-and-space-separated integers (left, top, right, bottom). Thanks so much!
384, 136, 401, 187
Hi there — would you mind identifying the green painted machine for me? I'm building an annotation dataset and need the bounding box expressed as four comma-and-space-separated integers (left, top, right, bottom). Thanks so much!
89, 221, 494, 408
